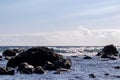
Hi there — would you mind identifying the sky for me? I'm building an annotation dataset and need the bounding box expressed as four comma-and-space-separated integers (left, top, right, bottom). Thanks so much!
0, 0, 120, 46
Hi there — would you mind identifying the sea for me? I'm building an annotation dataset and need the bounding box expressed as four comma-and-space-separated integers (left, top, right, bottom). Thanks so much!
0, 46, 120, 80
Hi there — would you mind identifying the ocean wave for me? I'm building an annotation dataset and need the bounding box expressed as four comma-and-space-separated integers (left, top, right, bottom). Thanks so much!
51, 46, 102, 53
0, 46, 120, 57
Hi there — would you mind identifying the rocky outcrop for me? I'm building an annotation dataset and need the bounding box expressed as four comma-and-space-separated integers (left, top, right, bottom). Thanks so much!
7, 47, 64, 68
97, 44, 119, 59
6, 47, 72, 74
102, 44, 118, 55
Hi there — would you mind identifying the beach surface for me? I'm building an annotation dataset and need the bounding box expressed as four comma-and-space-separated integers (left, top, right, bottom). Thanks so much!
0, 46, 120, 80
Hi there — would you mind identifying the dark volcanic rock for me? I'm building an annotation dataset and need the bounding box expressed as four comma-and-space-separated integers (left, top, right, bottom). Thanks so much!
100, 44, 119, 59
2, 49, 24, 60
101, 54, 109, 58
7, 47, 66, 70
0, 68, 15, 75
17, 62, 33, 71
62, 58, 72, 69
18, 62, 34, 74
20, 68, 34, 74
104, 73, 109, 76
6, 70, 15, 75
2, 49, 16, 57
113, 75, 120, 78
114, 66, 120, 69
89, 73, 96, 78
109, 57, 117, 60
96, 51, 102, 56
102, 44, 118, 55
83, 56, 92, 59
55, 58, 72, 69
0, 68, 6, 75
7, 55, 24, 68
0, 55, 2, 60
34, 66, 45, 74
0, 55, 2, 58
43, 61, 55, 70
4, 56, 12, 60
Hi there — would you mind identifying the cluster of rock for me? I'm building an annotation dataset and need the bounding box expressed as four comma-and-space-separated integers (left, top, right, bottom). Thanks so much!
0, 47, 71, 75
0, 44, 119, 75
96, 44, 119, 60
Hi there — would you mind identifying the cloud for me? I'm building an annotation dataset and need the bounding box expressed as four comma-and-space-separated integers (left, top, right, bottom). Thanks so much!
0, 26, 120, 46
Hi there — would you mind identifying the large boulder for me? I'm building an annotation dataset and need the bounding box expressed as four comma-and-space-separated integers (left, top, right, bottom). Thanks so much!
7, 47, 64, 69
97, 44, 119, 59
102, 44, 118, 56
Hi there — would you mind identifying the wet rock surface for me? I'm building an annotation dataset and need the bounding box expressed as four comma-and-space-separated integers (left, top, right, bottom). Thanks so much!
0, 55, 2, 61
89, 73, 96, 78
34, 66, 45, 74
97, 44, 119, 59
0, 45, 120, 80
2, 49, 24, 60
5, 47, 72, 75
83, 56, 92, 59
0, 67, 14, 75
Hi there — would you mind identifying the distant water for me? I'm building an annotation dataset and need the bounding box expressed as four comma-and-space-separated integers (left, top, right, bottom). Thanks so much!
0, 46, 120, 56
0, 46, 100, 54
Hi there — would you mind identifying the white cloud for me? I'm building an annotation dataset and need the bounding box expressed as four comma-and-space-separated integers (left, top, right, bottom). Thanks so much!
0, 26, 120, 46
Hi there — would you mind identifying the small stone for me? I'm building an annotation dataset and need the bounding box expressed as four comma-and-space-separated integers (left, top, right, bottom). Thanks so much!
83, 56, 92, 59
54, 71, 61, 74
72, 56, 78, 58
104, 73, 109, 76
114, 66, 120, 69
113, 75, 120, 78
96, 51, 102, 56
89, 73, 96, 78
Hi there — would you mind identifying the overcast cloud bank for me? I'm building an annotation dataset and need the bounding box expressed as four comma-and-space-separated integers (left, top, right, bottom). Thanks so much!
0, 26, 120, 46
